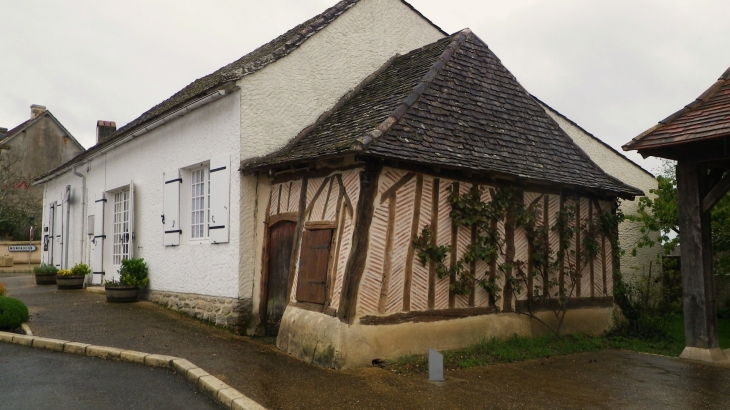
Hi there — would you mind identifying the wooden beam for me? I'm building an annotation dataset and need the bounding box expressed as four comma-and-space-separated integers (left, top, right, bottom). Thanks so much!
589, 199, 595, 298
449, 182, 459, 309
380, 172, 415, 204
360, 306, 497, 325
378, 195, 396, 314
702, 171, 730, 212
338, 163, 382, 324
428, 178, 440, 310
575, 199, 581, 298
677, 161, 720, 349
403, 174, 423, 312
286, 177, 308, 304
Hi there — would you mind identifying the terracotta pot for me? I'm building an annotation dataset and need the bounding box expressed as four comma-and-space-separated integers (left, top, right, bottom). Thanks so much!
35, 273, 57, 285
105, 285, 140, 303
56, 275, 85, 290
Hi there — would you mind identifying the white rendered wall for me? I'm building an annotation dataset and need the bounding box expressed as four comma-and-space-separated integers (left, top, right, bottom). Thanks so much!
236, 0, 444, 316
541, 104, 662, 277
41, 92, 241, 298
236, 0, 444, 161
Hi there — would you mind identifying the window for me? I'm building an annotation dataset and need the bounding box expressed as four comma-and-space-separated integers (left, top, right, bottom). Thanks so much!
112, 189, 130, 265
190, 167, 210, 239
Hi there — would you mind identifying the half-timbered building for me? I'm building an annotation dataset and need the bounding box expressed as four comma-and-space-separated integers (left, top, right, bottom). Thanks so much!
242, 30, 642, 367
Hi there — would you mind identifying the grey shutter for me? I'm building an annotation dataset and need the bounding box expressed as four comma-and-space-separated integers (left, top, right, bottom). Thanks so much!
209, 155, 230, 244
53, 201, 63, 268
163, 169, 181, 246
128, 181, 135, 258
92, 193, 106, 284
46, 202, 55, 265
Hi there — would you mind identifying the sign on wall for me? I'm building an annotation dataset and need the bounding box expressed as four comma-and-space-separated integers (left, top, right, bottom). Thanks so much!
8, 245, 37, 252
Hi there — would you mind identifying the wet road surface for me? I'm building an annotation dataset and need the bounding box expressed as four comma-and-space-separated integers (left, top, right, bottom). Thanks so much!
0, 342, 221, 409
3, 273, 730, 409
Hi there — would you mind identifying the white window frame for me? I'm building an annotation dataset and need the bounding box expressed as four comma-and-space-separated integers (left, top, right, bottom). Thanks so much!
112, 187, 131, 265
189, 165, 210, 240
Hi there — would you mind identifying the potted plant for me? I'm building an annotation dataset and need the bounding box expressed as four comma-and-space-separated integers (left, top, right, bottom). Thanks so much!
56, 263, 90, 290
105, 258, 149, 303
33, 263, 58, 285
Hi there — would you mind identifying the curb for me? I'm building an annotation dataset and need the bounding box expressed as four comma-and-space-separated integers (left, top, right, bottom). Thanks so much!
0, 331, 266, 410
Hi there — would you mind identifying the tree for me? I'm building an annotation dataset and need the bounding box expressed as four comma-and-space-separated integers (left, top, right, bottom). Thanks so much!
0, 150, 39, 240
626, 159, 730, 276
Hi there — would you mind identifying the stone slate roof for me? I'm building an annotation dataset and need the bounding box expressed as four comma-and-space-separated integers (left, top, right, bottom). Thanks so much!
625, 66, 730, 152
35, 0, 445, 183
242, 30, 642, 199
1, 117, 36, 145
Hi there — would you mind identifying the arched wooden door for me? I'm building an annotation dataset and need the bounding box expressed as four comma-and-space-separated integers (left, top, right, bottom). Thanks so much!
265, 220, 296, 336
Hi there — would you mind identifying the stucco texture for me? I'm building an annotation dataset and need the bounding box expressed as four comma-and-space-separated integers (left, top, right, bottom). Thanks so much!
41, 92, 242, 298
542, 104, 662, 278
278, 305, 614, 369
236, 0, 444, 162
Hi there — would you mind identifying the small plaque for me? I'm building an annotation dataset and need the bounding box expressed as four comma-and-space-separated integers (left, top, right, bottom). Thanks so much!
8, 245, 37, 252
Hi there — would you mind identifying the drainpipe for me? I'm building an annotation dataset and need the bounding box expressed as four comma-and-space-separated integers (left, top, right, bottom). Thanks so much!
72, 167, 86, 265
64, 185, 71, 269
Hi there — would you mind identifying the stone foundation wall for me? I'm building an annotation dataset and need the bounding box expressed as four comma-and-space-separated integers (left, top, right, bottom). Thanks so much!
144, 290, 252, 333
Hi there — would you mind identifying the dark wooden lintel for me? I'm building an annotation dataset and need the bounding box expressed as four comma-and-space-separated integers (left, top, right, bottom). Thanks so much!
359, 306, 497, 325
516, 296, 614, 312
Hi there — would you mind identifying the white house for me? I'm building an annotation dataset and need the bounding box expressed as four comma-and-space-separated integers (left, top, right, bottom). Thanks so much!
34, 0, 445, 332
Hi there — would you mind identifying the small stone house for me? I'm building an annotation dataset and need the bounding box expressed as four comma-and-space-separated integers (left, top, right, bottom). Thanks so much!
0, 105, 84, 239
241, 30, 642, 367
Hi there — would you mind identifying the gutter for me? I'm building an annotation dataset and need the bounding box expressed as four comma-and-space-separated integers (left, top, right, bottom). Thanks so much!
64, 185, 71, 269
33, 89, 229, 185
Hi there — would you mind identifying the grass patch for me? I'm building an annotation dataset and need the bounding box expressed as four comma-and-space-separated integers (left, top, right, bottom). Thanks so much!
385, 315, 730, 374
386, 333, 606, 374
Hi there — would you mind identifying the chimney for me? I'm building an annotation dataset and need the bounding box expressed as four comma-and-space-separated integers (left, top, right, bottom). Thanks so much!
31, 104, 46, 119
0, 127, 7, 140
96, 120, 117, 144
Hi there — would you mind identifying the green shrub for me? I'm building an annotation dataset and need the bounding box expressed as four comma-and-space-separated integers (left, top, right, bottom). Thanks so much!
33, 263, 58, 275
70, 263, 91, 276
609, 271, 669, 341
118, 258, 149, 288
0, 296, 29, 330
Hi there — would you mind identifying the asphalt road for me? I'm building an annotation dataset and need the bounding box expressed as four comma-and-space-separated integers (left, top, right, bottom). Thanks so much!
0, 342, 222, 410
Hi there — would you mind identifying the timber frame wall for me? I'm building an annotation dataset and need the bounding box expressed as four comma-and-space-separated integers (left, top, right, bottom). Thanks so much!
261, 164, 616, 328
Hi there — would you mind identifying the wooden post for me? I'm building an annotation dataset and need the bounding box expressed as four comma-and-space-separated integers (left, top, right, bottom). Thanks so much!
676, 161, 724, 360
338, 163, 382, 324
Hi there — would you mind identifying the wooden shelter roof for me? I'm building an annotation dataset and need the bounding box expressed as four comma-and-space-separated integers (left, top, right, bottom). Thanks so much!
243, 30, 642, 199
624, 66, 730, 154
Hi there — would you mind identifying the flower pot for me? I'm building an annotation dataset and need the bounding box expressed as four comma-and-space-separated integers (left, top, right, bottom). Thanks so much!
105, 285, 140, 303
56, 275, 85, 290
35, 273, 57, 285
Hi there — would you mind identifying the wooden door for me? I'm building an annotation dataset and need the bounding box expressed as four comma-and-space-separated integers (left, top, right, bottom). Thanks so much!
265, 221, 296, 336
296, 229, 333, 305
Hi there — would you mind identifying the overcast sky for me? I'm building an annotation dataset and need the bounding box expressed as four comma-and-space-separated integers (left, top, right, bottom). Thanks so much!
3, 0, 730, 175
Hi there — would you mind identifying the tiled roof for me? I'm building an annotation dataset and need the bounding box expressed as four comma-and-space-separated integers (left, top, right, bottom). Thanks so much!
243, 30, 642, 199
35, 0, 445, 184
624, 66, 730, 152
0, 117, 36, 145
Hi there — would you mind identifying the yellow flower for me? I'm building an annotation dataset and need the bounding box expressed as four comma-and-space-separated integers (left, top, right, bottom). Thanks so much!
57, 269, 74, 277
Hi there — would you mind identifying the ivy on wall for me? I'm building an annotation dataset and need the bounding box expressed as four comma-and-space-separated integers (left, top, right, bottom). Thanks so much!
413, 184, 622, 336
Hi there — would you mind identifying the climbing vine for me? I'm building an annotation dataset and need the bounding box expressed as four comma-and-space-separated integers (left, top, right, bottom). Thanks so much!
413, 184, 622, 337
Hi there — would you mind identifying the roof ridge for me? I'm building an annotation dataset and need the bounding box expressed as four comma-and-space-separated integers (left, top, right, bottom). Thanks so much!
624, 64, 730, 151
352, 29, 471, 151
